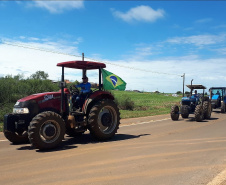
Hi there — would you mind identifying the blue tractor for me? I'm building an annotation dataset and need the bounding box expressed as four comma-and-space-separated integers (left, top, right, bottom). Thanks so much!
209, 87, 226, 113
171, 85, 212, 122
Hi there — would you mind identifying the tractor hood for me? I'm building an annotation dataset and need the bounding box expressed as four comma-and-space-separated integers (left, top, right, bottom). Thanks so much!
182, 96, 196, 102
13, 89, 70, 115
17, 89, 70, 103
18, 92, 62, 103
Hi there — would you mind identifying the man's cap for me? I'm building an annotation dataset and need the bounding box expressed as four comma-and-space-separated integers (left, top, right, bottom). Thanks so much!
82, 76, 88, 79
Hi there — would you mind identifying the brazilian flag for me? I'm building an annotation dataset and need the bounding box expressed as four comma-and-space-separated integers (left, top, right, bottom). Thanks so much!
101, 69, 126, 91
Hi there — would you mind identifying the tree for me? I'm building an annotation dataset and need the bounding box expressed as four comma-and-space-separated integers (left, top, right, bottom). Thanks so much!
14, 74, 24, 80
30, 71, 49, 80
185, 91, 190, 95
176, 91, 182, 94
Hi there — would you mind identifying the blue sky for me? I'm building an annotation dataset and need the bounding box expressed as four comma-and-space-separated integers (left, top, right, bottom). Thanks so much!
0, 1, 226, 93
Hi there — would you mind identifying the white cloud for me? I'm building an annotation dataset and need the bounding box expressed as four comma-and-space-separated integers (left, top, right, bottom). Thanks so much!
215, 47, 226, 55
112, 5, 165, 23
31, 0, 84, 13
166, 34, 226, 46
195, 18, 212, 24
0, 38, 82, 81
1, 38, 226, 93
102, 57, 226, 93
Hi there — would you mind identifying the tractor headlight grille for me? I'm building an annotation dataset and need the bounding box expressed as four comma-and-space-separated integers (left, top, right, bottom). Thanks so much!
13, 108, 29, 114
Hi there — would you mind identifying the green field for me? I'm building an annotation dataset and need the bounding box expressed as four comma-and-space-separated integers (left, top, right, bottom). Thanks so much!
112, 91, 181, 118
0, 91, 181, 132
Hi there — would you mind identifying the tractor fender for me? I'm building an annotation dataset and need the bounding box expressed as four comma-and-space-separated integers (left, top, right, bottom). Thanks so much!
83, 91, 114, 114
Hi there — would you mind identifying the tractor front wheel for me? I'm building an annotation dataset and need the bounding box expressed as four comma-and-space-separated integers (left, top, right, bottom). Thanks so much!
28, 111, 65, 150
88, 99, 120, 140
181, 105, 189, 118
171, 105, 179, 121
221, 102, 226, 113
4, 130, 29, 144
203, 101, 212, 119
195, 104, 204, 122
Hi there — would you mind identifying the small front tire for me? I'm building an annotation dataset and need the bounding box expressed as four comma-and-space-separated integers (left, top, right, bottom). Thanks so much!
171, 105, 179, 121
203, 101, 212, 119
28, 111, 65, 150
181, 105, 189, 118
4, 130, 29, 144
221, 103, 226, 113
195, 104, 204, 122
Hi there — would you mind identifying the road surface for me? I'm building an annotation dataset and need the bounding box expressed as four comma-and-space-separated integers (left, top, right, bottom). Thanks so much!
0, 111, 226, 185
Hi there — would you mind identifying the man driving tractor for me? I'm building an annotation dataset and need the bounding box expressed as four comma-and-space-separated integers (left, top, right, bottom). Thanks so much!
73, 76, 91, 109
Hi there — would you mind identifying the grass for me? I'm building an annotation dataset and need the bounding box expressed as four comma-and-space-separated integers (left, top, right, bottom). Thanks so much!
0, 91, 181, 132
112, 91, 181, 119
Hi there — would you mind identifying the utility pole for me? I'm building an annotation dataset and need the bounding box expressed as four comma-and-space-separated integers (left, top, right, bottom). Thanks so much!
181, 73, 185, 97
191, 79, 193, 96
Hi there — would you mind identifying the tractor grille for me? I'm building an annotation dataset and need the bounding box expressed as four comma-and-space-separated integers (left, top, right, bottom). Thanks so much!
182, 101, 190, 106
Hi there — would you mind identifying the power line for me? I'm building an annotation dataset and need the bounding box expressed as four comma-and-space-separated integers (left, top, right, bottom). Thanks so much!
2, 40, 81, 58
1, 40, 182, 77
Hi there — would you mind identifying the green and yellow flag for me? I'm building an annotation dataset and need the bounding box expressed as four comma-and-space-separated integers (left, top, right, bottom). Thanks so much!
101, 69, 126, 91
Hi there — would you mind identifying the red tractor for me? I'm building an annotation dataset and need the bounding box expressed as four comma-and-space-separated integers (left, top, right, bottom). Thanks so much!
4, 60, 120, 150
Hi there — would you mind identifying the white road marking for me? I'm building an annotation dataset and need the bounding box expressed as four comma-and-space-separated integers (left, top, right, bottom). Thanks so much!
0, 139, 7, 142
121, 118, 170, 127
207, 168, 226, 185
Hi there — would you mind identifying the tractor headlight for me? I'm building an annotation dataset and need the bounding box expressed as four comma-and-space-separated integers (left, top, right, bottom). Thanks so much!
13, 108, 29, 114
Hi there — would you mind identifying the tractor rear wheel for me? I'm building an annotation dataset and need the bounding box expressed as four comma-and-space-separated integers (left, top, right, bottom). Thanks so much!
88, 99, 120, 140
195, 104, 204, 122
4, 130, 29, 144
203, 101, 212, 119
28, 111, 65, 150
171, 105, 179, 121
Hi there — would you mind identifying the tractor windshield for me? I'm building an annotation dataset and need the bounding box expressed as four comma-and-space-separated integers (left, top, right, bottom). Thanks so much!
211, 89, 224, 97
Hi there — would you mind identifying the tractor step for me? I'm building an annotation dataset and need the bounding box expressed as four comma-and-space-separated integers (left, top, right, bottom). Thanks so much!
71, 111, 85, 116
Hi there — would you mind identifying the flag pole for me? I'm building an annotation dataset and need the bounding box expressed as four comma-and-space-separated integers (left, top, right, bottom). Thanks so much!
99, 68, 102, 91
82, 53, 86, 78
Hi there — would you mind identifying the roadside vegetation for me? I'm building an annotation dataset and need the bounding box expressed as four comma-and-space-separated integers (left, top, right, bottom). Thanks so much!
112, 91, 181, 119
0, 72, 181, 132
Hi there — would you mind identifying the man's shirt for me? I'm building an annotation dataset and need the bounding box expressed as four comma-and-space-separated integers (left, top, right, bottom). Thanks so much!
76, 82, 91, 93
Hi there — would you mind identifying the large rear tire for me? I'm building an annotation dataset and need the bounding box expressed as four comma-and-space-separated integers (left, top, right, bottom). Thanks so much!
195, 104, 204, 122
88, 99, 120, 140
4, 130, 29, 144
203, 101, 212, 119
171, 105, 179, 121
28, 111, 65, 150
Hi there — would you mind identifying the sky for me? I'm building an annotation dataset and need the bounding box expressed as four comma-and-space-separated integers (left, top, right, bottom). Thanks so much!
0, 0, 226, 93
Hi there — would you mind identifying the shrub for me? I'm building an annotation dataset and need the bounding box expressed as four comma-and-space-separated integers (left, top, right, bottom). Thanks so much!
115, 96, 135, 110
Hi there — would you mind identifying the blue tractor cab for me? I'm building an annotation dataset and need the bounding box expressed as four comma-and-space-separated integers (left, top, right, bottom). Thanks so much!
171, 84, 212, 122
209, 87, 226, 113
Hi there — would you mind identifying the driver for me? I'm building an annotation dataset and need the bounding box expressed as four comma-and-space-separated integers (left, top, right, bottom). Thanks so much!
73, 76, 91, 110
194, 90, 199, 104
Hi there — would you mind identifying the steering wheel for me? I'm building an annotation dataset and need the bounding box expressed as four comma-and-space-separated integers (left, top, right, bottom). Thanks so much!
69, 85, 80, 96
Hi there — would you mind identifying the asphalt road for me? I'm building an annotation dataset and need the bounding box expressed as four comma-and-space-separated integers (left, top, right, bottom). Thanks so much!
0, 111, 226, 185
